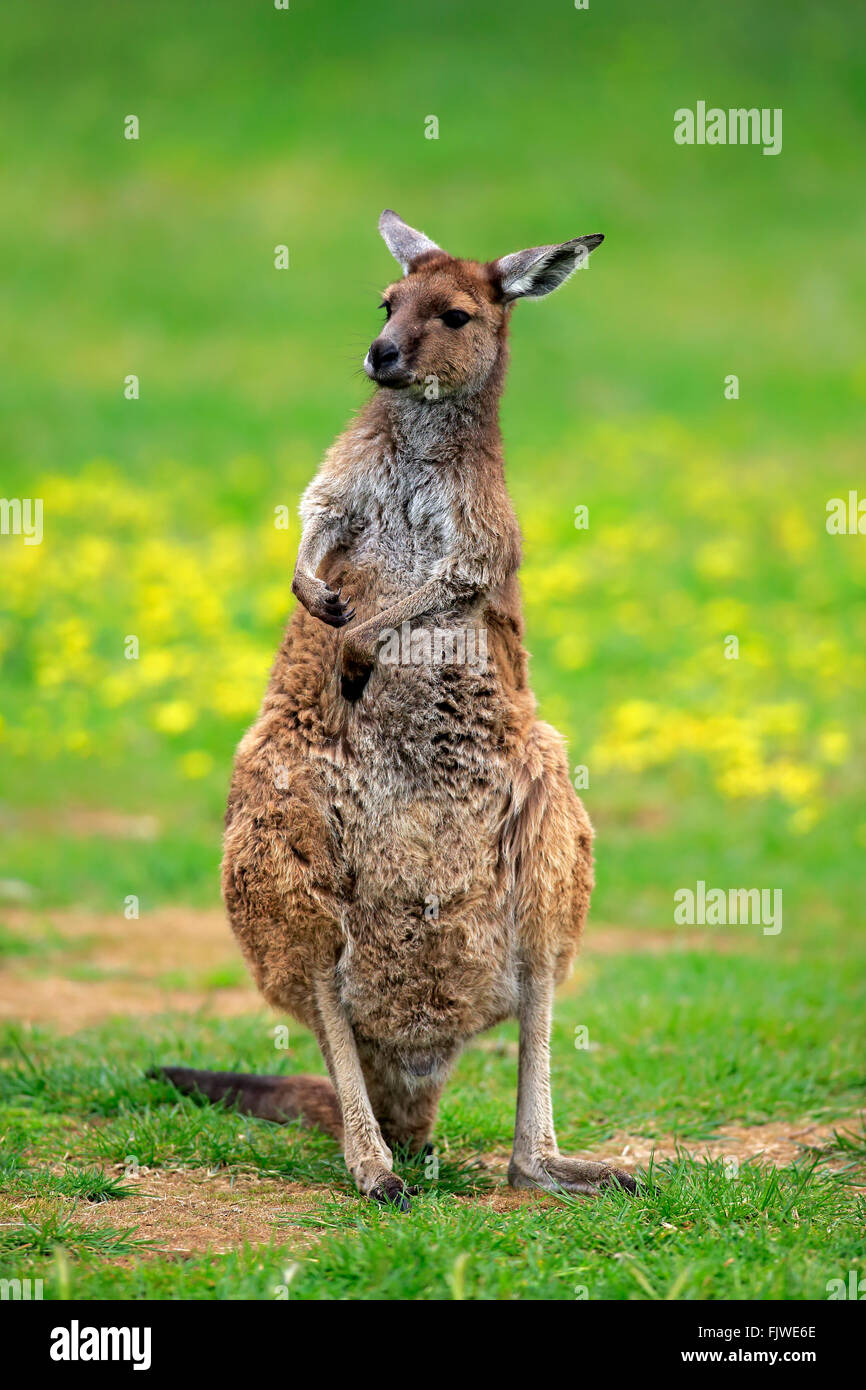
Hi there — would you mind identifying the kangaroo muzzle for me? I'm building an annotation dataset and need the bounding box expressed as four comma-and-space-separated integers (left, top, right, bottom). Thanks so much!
365, 334, 412, 386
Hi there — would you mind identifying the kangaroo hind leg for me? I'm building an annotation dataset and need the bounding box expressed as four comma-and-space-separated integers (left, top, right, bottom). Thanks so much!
505, 722, 637, 1197
313, 970, 413, 1211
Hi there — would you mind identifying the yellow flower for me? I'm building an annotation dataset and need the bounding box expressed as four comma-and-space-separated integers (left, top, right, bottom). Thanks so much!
818, 728, 849, 765
776, 508, 813, 558
152, 700, 196, 734
139, 650, 177, 686
100, 672, 136, 708
614, 701, 657, 736
772, 760, 820, 805
753, 703, 803, 737
717, 761, 773, 799
695, 539, 743, 581
180, 750, 214, 779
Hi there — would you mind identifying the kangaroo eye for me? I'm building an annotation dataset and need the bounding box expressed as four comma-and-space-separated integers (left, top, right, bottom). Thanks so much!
379, 301, 392, 319
440, 309, 470, 329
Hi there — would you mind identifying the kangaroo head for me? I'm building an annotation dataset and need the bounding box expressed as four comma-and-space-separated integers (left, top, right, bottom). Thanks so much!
364, 209, 604, 398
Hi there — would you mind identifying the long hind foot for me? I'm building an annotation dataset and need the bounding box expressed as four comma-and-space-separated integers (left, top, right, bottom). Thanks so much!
508, 1154, 637, 1196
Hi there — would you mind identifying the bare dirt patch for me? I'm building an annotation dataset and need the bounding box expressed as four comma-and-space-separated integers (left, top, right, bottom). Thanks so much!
584, 924, 763, 956
468, 1185, 561, 1212
75, 1167, 343, 1258
0, 907, 265, 1029
603, 1115, 865, 1174
478, 1113, 865, 1184
0, 973, 262, 1032
2, 806, 160, 841
3, 906, 234, 973
0, 906, 767, 1031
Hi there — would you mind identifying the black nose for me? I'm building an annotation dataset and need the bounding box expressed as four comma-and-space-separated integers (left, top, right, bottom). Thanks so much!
369, 338, 400, 371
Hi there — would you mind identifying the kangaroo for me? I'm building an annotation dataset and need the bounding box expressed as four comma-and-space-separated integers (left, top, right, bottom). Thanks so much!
158, 210, 636, 1209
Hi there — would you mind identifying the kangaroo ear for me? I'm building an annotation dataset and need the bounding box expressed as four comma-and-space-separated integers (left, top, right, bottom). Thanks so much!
379, 209, 443, 275
491, 235, 604, 302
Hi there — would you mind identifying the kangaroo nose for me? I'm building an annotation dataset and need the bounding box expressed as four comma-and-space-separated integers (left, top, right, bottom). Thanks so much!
369, 338, 400, 371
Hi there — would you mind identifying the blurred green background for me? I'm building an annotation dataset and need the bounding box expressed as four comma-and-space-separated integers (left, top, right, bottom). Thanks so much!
1, 0, 864, 935
1, 0, 865, 1305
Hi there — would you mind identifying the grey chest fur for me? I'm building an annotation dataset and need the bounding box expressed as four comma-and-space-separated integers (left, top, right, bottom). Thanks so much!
342, 456, 455, 587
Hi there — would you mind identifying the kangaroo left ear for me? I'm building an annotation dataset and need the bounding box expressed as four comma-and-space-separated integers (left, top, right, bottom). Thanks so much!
491, 234, 604, 302
379, 209, 443, 276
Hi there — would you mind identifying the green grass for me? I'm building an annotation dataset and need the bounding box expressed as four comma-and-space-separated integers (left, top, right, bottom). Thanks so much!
34, 1157, 859, 1302
0, 1159, 135, 1206
0, 0, 864, 1299
0, 951, 863, 1299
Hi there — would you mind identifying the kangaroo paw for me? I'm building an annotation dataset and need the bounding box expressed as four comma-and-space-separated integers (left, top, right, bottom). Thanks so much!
508, 1155, 638, 1197
293, 574, 355, 628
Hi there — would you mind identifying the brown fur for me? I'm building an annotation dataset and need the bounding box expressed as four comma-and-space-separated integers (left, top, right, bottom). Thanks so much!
158, 212, 635, 1206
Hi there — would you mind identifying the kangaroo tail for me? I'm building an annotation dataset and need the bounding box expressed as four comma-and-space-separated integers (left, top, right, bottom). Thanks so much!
150, 1066, 344, 1141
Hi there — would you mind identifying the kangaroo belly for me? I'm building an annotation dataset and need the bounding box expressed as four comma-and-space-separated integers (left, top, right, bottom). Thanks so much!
232, 598, 534, 1037
337, 900, 519, 1047
333, 773, 519, 1045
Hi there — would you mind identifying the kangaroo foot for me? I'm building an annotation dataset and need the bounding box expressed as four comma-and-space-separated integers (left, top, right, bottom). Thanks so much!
356, 1162, 412, 1212
508, 1154, 638, 1197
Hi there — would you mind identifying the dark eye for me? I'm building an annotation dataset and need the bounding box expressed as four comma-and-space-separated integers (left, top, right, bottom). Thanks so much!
440, 309, 470, 329
379, 301, 392, 319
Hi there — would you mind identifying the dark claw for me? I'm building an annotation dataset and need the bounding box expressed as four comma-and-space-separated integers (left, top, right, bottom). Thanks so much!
370, 1178, 411, 1212
320, 609, 355, 629
605, 1170, 639, 1194
318, 587, 354, 626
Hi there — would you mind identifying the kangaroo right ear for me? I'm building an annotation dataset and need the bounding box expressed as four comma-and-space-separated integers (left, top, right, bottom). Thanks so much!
379, 209, 443, 276
491, 235, 604, 302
